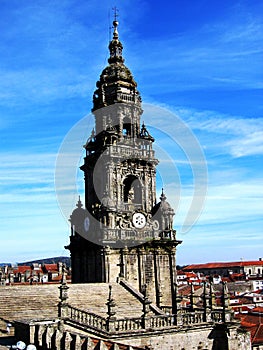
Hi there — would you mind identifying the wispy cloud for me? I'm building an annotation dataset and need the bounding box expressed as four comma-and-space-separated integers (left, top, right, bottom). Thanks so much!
171, 107, 263, 158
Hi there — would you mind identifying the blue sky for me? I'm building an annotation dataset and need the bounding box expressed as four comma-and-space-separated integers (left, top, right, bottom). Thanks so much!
0, 0, 262, 264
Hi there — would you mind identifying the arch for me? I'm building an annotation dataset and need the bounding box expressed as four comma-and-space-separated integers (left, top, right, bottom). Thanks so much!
123, 116, 132, 137
123, 175, 142, 204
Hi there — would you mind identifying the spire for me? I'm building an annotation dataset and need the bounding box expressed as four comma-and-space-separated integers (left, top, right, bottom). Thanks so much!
76, 195, 83, 209
92, 8, 141, 112
160, 188, 167, 201
108, 8, 124, 64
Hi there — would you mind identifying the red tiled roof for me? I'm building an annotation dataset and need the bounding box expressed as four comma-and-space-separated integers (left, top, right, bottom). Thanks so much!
183, 260, 263, 270
239, 313, 263, 345
252, 307, 263, 313
43, 264, 58, 272
178, 285, 202, 296
13, 266, 31, 274
177, 270, 186, 275
43, 264, 58, 271
185, 272, 198, 278
253, 324, 263, 345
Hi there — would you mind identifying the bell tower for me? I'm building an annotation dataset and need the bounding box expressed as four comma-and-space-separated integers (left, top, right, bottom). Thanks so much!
66, 18, 182, 309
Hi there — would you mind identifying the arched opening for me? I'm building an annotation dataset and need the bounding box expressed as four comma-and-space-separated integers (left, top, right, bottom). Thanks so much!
123, 175, 142, 204
123, 117, 132, 137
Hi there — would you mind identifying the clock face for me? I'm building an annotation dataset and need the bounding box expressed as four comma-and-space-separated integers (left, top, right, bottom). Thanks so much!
84, 217, 90, 232
132, 212, 146, 229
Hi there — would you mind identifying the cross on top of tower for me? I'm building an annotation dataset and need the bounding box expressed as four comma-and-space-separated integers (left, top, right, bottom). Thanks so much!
112, 7, 120, 40
112, 6, 119, 22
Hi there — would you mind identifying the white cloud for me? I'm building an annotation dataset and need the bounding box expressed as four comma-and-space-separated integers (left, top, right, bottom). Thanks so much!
173, 108, 263, 158
227, 131, 263, 157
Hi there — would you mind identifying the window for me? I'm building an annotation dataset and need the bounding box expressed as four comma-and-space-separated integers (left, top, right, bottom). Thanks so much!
123, 175, 142, 204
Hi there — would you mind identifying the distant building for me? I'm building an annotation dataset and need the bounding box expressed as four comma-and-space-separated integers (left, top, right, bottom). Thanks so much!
184, 259, 263, 278
0, 262, 68, 285
236, 307, 263, 349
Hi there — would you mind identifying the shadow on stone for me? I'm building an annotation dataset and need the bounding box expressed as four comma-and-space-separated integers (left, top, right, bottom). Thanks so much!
208, 324, 229, 350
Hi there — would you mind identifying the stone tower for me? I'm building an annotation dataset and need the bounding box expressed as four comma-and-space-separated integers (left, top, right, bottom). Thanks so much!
66, 19, 182, 308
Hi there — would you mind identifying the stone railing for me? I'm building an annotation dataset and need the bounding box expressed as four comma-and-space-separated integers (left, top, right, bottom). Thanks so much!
66, 304, 230, 334
178, 311, 204, 326
107, 144, 155, 160
111, 317, 142, 332
147, 314, 175, 328
101, 229, 156, 242
116, 92, 137, 103
68, 305, 108, 332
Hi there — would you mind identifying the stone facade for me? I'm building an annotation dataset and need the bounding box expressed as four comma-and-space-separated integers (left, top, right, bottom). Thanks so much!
66, 18, 181, 311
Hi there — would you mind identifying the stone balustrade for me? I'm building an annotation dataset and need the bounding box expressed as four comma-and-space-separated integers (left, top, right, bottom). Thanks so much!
107, 144, 155, 160
66, 304, 231, 335
68, 305, 108, 332
179, 311, 204, 326
113, 317, 142, 331
148, 314, 175, 328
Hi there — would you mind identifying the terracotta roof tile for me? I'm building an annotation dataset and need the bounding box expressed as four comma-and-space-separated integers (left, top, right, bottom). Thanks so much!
184, 260, 263, 270
237, 310, 263, 345
13, 266, 31, 274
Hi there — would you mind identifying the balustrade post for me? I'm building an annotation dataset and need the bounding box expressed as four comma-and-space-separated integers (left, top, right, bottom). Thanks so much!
58, 266, 69, 319
172, 283, 181, 325
106, 285, 117, 332
141, 284, 151, 329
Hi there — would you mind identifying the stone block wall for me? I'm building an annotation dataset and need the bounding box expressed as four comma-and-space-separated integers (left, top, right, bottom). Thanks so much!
15, 319, 251, 350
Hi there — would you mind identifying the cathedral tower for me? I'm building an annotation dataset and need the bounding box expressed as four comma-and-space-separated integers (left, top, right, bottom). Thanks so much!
66, 19, 182, 308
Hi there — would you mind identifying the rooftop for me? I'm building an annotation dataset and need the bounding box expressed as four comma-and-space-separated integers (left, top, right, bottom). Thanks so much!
184, 260, 263, 270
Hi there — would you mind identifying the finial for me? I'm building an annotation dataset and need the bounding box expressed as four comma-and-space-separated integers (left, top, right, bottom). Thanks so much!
112, 7, 119, 39
108, 7, 124, 64
106, 285, 116, 319
160, 188, 167, 201
76, 196, 83, 208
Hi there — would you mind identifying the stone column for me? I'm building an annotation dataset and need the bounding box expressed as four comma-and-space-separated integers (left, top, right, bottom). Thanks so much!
103, 246, 111, 283
154, 247, 162, 307
169, 247, 177, 310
